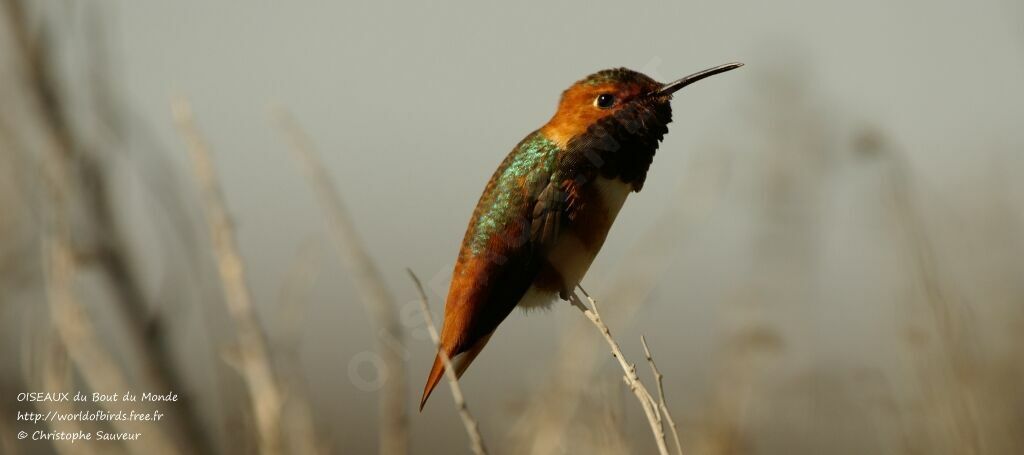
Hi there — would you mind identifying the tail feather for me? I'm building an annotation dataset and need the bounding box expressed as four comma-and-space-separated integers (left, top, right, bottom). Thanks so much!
419, 354, 447, 411
419, 332, 494, 411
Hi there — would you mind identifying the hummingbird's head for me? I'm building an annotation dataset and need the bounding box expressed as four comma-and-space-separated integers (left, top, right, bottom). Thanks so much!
542, 63, 744, 149
541, 63, 742, 188
542, 68, 663, 150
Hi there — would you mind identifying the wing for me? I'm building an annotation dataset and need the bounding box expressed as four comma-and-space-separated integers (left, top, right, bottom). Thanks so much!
531, 176, 571, 250
420, 131, 586, 409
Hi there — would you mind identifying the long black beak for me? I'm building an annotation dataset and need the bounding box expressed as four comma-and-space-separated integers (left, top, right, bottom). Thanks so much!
657, 62, 744, 96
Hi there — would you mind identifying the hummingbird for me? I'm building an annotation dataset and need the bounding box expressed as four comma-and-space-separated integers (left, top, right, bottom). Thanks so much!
420, 62, 743, 410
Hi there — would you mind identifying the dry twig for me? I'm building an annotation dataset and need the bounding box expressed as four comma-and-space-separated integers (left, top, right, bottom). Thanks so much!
407, 269, 488, 455
172, 99, 283, 455
642, 336, 683, 455
569, 287, 670, 455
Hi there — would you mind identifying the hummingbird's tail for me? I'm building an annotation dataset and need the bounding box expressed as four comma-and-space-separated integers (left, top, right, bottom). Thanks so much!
419, 332, 494, 411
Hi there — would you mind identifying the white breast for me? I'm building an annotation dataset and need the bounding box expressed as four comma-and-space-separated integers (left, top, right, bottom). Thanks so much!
519, 177, 632, 309
593, 176, 632, 221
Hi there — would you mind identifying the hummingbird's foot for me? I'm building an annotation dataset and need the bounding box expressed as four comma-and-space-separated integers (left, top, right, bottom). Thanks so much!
566, 287, 591, 313
567, 285, 595, 312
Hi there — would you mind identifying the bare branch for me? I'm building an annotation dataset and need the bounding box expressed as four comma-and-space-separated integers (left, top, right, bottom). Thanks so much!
407, 269, 488, 455
569, 288, 669, 455
642, 336, 683, 455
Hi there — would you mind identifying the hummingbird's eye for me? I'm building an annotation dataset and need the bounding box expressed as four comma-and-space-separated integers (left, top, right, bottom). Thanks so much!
594, 93, 616, 109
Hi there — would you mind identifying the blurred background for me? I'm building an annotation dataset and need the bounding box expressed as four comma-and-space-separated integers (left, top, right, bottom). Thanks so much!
2, 0, 1023, 454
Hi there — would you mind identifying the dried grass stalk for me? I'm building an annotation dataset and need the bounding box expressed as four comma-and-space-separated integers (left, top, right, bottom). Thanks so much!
172, 99, 283, 455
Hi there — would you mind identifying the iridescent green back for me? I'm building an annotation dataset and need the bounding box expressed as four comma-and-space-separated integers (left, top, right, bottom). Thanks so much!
465, 131, 560, 257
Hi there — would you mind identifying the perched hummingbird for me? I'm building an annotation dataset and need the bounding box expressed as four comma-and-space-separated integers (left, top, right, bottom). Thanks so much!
420, 62, 743, 410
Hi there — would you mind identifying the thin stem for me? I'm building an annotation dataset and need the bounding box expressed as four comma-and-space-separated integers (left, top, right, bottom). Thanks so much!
642, 336, 684, 455
407, 269, 488, 455
569, 287, 670, 455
